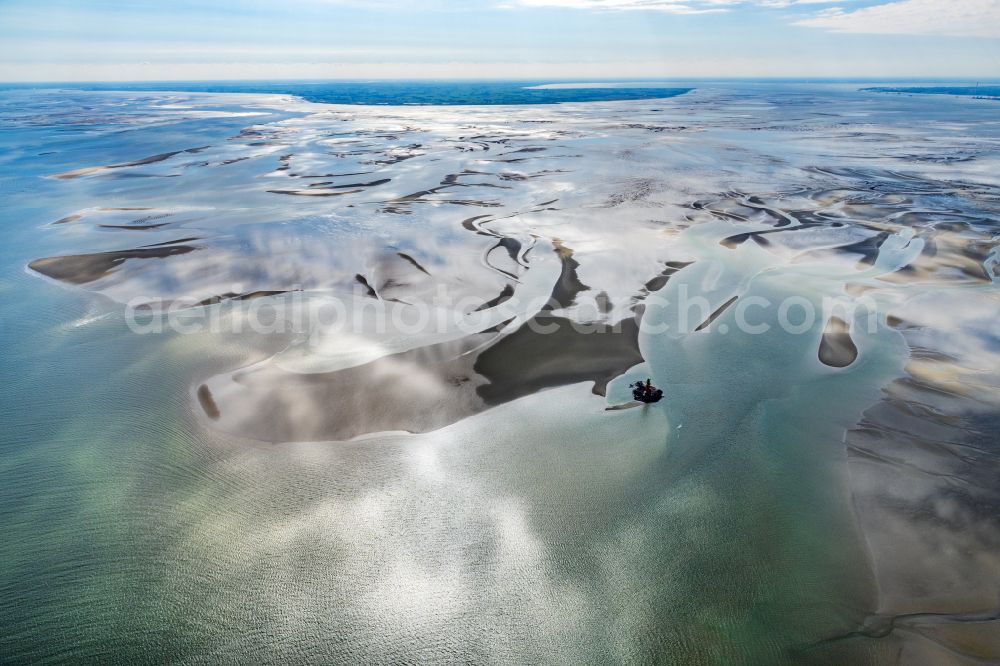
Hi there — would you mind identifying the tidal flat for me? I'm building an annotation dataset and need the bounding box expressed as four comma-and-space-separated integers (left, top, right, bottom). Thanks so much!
1, 82, 998, 664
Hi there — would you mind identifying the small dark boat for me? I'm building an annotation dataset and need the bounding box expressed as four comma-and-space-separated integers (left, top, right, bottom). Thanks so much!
631, 382, 663, 404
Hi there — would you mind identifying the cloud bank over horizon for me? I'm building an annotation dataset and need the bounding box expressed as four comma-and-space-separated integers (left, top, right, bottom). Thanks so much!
0, 0, 997, 81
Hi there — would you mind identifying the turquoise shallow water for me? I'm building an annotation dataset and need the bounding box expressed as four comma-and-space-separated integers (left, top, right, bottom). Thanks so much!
1, 82, 999, 663
0, 80, 692, 105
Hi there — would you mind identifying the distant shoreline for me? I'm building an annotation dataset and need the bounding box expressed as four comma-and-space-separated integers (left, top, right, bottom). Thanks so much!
863, 85, 1000, 101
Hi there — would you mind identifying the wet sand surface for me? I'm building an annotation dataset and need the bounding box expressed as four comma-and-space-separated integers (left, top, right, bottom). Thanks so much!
818, 316, 859, 368
28, 243, 198, 284
4, 84, 1000, 664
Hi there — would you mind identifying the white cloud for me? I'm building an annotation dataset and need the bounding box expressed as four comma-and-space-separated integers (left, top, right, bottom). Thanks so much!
502, 0, 742, 14
756, 0, 852, 6
796, 0, 1000, 38
499, 0, 1000, 38
502, 0, 853, 13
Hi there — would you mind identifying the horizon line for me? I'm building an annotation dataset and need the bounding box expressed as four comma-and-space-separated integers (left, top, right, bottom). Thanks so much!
3, 76, 1000, 85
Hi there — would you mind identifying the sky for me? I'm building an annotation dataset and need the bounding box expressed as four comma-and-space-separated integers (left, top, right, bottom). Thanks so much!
0, 0, 998, 81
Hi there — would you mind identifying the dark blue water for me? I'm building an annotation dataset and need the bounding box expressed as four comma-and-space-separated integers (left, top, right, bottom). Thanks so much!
0, 80, 692, 105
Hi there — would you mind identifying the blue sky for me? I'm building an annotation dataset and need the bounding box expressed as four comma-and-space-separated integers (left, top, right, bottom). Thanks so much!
0, 0, 998, 80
